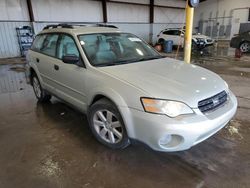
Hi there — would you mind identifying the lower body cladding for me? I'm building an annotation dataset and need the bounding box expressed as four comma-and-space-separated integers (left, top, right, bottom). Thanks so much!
122, 92, 237, 152
230, 38, 240, 49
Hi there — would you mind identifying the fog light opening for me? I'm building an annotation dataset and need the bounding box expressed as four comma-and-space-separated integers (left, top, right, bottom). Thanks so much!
159, 135, 172, 145
159, 134, 184, 149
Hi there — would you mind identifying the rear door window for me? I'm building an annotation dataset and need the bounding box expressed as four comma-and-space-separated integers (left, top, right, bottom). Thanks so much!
40, 34, 59, 57
57, 34, 80, 60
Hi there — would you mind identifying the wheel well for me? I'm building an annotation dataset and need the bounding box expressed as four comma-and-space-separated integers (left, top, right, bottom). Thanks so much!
91, 95, 114, 106
29, 68, 36, 85
90, 94, 121, 109
240, 40, 250, 44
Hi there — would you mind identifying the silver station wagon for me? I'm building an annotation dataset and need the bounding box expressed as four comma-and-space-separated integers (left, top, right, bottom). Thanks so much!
26, 24, 237, 152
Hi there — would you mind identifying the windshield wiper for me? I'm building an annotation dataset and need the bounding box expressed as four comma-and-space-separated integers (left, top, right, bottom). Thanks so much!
95, 62, 118, 67
95, 56, 164, 67
137, 55, 165, 62
113, 56, 164, 64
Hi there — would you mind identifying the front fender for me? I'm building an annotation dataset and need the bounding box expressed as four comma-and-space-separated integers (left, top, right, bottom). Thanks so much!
87, 87, 136, 138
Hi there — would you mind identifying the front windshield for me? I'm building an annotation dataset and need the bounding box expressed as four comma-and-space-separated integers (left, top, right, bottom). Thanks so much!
78, 33, 163, 67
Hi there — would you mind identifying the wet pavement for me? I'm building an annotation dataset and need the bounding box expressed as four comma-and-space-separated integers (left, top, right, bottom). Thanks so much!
0, 48, 250, 188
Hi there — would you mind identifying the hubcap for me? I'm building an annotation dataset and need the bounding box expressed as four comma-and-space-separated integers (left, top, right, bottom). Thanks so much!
93, 110, 123, 144
33, 77, 41, 98
240, 43, 249, 52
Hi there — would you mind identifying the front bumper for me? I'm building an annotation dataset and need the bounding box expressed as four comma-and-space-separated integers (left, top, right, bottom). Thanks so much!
205, 42, 214, 46
125, 91, 237, 152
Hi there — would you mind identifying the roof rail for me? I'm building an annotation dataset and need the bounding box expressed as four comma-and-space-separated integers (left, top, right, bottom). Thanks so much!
42, 23, 118, 30
43, 24, 74, 30
95, 24, 118, 28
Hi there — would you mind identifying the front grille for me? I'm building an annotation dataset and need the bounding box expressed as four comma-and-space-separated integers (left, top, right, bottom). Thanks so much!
196, 38, 205, 42
198, 91, 228, 113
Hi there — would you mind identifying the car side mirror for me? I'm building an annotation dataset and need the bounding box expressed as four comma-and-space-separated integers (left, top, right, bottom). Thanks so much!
62, 55, 79, 64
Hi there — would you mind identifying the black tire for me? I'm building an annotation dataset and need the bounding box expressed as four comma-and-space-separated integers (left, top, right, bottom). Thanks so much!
31, 74, 51, 102
88, 98, 130, 149
239, 41, 250, 53
192, 40, 198, 50
158, 38, 165, 45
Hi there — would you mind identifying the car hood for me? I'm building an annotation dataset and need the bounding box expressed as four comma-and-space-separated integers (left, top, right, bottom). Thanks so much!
100, 58, 227, 108
192, 34, 211, 40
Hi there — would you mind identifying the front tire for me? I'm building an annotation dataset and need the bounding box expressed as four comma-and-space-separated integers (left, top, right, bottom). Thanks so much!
32, 74, 51, 102
158, 38, 165, 45
240, 42, 250, 53
88, 99, 130, 149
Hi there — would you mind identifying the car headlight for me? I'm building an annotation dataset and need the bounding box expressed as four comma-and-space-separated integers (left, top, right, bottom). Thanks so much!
141, 98, 194, 117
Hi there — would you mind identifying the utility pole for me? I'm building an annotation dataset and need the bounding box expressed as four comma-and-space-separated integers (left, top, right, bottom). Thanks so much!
184, 2, 194, 63
184, 0, 199, 63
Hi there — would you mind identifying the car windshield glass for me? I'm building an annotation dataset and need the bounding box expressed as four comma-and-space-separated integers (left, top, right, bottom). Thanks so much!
78, 33, 163, 67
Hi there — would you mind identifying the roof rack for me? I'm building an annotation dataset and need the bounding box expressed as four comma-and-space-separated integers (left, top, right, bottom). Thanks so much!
95, 24, 118, 28
43, 23, 118, 30
43, 24, 75, 30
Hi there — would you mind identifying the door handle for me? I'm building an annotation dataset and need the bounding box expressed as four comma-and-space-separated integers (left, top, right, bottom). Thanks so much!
54, 64, 59, 71
36, 58, 40, 63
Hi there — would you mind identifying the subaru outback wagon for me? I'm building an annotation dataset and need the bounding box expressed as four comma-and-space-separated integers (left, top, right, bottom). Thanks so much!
26, 24, 237, 152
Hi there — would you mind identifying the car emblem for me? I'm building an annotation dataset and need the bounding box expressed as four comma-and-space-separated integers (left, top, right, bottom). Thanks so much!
212, 98, 220, 106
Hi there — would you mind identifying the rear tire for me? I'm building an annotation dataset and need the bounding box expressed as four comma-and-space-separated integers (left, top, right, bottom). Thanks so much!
88, 98, 130, 149
31, 74, 51, 102
239, 42, 250, 53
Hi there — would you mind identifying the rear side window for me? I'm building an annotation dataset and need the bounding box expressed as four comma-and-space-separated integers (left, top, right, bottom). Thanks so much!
31, 35, 46, 51
40, 34, 59, 57
163, 30, 180, 36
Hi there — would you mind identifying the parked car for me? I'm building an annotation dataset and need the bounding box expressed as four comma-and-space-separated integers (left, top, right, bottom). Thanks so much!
26, 24, 237, 152
230, 31, 250, 53
157, 28, 214, 48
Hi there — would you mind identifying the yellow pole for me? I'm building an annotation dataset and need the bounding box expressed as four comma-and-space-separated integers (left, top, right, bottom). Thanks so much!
184, 1, 194, 64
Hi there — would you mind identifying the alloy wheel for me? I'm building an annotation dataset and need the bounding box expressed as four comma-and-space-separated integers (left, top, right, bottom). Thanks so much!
93, 110, 123, 144
240, 42, 249, 53
33, 77, 41, 98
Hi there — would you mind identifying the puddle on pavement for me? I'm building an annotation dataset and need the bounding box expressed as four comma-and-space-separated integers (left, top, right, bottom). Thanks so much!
225, 120, 244, 140
9, 66, 26, 72
0, 65, 26, 93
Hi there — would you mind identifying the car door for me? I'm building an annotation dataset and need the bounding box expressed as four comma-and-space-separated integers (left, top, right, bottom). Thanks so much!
51, 33, 88, 112
162, 30, 180, 45
31, 33, 59, 93
177, 30, 185, 47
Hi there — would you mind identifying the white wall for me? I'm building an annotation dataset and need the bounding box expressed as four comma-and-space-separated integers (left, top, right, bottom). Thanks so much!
114, 0, 149, 4
0, 0, 29, 21
107, 2, 149, 23
31, 0, 103, 22
154, 7, 185, 24
155, 0, 186, 8
194, 0, 250, 39
0, 21, 31, 58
